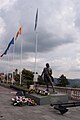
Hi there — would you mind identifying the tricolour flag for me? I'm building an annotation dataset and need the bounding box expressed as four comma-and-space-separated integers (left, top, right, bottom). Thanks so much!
0, 37, 14, 57
15, 27, 22, 40
34, 8, 38, 31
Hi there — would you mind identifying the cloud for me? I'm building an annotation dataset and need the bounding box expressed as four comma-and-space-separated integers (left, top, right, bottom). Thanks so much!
0, 17, 6, 41
0, 0, 80, 78
0, 0, 17, 11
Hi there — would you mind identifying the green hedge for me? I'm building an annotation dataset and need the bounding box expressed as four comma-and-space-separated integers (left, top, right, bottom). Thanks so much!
10, 85, 28, 92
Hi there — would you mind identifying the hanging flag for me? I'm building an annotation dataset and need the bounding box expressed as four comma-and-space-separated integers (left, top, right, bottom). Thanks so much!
15, 27, 22, 40
0, 37, 14, 57
34, 8, 38, 31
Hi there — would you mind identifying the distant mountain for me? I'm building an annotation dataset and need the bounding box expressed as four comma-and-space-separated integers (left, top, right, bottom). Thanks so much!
54, 78, 80, 88
68, 79, 80, 87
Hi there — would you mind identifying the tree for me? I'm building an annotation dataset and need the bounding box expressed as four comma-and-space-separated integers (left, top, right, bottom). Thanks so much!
22, 69, 34, 80
14, 74, 20, 83
14, 69, 34, 86
15, 69, 18, 75
37, 75, 45, 85
57, 74, 69, 87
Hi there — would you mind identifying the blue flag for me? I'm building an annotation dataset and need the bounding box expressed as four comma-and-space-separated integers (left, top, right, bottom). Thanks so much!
34, 8, 38, 31
0, 37, 14, 57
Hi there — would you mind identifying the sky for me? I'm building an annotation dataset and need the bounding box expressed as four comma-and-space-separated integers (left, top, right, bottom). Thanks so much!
0, 0, 80, 79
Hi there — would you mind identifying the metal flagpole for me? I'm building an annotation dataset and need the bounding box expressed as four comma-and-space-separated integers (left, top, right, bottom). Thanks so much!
20, 34, 23, 85
33, 9, 38, 84
7, 53, 9, 83
33, 31, 38, 88
14, 26, 22, 85
12, 43, 15, 84
34, 30, 38, 74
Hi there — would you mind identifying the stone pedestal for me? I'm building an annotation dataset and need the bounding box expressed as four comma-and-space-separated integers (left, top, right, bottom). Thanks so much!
26, 93, 51, 105
25, 93, 68, 105
50, 93, 68, 104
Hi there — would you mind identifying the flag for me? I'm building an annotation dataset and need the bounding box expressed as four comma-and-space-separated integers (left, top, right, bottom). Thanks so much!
15, 27, 22, 40
0, 37, 14, 57
34, 8, 38, 31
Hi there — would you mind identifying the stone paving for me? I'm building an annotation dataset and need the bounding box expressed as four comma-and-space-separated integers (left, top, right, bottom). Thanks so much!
0, 86, 80, 120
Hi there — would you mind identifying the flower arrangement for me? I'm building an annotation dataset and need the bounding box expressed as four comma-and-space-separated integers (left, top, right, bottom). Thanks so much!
11, 96, 37, 106
35, 89, 50, 96
27, 88, 50, 96
11, 91, 37, 106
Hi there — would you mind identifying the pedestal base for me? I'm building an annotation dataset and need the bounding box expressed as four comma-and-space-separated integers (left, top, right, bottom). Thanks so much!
25, 93, 68, 105
50, 93, 68, 104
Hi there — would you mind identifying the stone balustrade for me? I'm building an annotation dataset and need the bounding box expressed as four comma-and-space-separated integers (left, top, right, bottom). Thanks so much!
54, 86, 80, 100
39, 85, 80, 100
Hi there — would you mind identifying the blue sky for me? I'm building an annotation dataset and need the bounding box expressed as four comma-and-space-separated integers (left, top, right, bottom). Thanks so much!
0, 0, 80, 79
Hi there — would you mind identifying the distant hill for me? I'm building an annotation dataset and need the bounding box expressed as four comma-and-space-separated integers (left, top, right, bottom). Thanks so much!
68, 79, 80, 87
54, 78, 80, 88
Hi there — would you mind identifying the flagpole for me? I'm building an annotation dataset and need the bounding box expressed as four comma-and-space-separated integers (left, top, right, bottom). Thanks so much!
34, 30, 38, 74
20, 34, 23, 85
7, 53, 9, 83
14, 26, 22, 85
12, 44, 14, 85
33, 9, 38, 84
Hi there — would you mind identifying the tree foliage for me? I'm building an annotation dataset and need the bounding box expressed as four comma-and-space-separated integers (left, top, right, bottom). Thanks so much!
57, 74, 69, 87
38, 75, 45, 85
14, 74, 20, 82
14, 69, 34, 85
22, 68, 34, 80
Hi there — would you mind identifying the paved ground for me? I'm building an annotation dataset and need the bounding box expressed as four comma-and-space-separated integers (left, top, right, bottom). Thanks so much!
0, 86, 80, 120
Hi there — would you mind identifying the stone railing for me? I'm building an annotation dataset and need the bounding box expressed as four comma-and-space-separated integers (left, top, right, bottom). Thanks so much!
39, 85, 80, 100
54, 86, 80, 100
